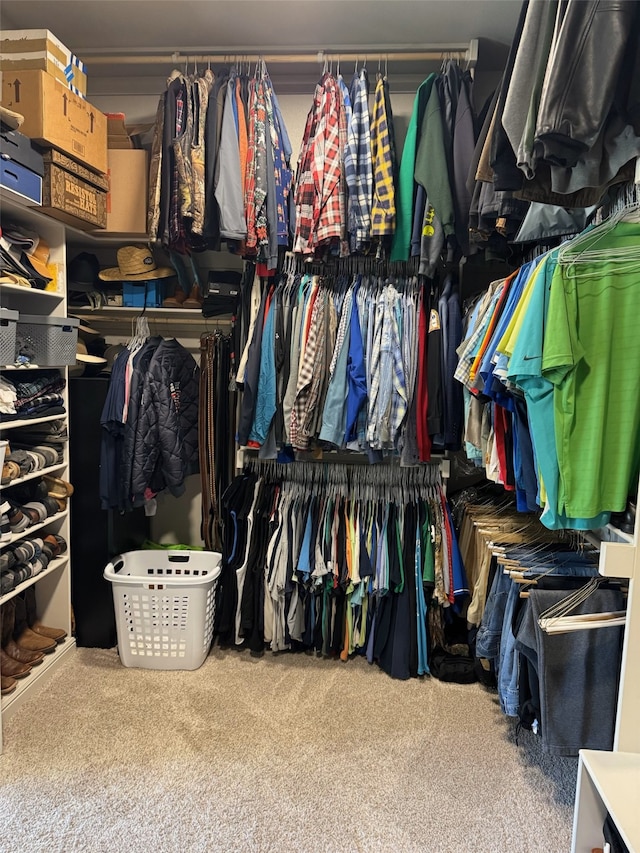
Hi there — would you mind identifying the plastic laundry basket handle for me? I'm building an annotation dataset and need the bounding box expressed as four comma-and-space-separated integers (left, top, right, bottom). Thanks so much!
103, 551, 197, 583
104, 555, 126, 577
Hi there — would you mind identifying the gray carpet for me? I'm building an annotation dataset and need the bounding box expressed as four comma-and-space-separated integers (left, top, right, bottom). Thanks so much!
0, 647, 578, 853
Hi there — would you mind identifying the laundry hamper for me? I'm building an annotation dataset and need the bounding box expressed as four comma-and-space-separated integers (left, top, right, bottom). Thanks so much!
103, 550, 221, 670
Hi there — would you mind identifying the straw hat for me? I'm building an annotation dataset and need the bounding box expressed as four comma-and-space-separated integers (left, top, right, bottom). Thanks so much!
0, 105, 23, 130
99, 245, 174, 282
0, 225, 52, 283
69, 339, 107, 377
26, 237, 51, 280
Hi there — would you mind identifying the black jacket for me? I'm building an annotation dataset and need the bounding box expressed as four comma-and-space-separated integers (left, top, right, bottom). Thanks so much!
131, 339, 200, 506
534, 0, 640, 168
121, 336, 162, 509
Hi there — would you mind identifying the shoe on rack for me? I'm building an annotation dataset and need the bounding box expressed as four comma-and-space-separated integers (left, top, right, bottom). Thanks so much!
11, 595, 56, 654
3, 636, 44, 666
0, 501, 12, 542
23, 501, 48, 523
1, 674, 17, 695
24, 585, 67, 643
2, 460, 21, 485
6, 504, 30, 534
0, 648, 31, 678
42, 475, 74, 499
42, 534, 62, 558
162, 285, 187, 308
183, 284, 204, 309
41, 496, 61, 517
1, 602, 33, 678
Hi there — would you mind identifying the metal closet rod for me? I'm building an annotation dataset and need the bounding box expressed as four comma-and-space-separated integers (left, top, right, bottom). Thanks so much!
82, 44, 475, 67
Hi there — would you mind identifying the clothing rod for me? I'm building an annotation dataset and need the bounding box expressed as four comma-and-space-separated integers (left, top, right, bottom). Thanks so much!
81, 46, 474, 67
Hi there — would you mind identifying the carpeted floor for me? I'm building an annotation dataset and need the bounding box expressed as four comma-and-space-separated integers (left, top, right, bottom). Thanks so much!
0, 647, 578, 853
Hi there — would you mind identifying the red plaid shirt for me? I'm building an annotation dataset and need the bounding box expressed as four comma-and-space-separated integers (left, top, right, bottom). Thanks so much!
294, 74, 346, 254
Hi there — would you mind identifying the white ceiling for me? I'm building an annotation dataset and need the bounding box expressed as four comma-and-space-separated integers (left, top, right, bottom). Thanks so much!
0, 0, 520, 107
0, 1, 521, 65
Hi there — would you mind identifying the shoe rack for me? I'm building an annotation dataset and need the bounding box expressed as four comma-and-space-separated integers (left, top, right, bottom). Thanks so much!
571, 471, 640, 852
0, 192, 76, 754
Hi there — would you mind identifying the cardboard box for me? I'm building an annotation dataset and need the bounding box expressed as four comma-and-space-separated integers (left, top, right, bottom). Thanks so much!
106, 113, 133, 149
41, 149, 108, 230
0, 29, 87, 97
1, 70, 106, 174
101, 149, 148, 235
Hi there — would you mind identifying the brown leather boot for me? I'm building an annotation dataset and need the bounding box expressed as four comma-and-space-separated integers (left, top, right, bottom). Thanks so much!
1, 602, 32, 678
1, 674, 17, 695
12, 594, 56, 653
163, 285, 187, 308
2, 598, 44, 664
183, 283, 204, 309
0, 647, 31, 678
24, 585, 67, 643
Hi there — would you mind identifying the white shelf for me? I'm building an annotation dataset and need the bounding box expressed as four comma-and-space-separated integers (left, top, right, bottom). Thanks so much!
67, 228, 149, 245
572, 750, 640, 853
1, 638, 76, 723
2, 509, 68, 547
606, 524, 636, 545
0, 462, 66, 491
70, 307, 214, 320
1, 363, 68, 371
0, 413, 67, 432
0, 555, 69, 606
0, 282, 64, 301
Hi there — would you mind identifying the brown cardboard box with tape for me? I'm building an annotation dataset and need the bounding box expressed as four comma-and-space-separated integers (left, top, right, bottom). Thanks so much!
1, 70, 106, 173
1, 29, 88, 97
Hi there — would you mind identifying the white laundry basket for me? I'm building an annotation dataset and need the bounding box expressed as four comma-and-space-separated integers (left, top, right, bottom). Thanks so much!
104, 550, 222, 670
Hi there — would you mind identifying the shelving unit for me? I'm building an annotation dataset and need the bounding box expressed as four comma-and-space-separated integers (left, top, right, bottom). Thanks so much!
571, 474, 640, 852
0, 191, 76, 753
3, 510, 69, 547
0, 463, 67, 489
573, 751, 640, 853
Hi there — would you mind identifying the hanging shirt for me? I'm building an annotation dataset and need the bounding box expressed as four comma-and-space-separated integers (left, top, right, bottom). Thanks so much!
264, 76, 293, 247
345, 69, 373, 251
390, 74, 436, 261
345, 284, 368, 442
542, 223, 640, 519
294, 73, 346, 254
414, 82, 455, 243
508, 251, 611, 530
215, 72, 247, 241
370, 74, 396, 239
319, 288, 354, 447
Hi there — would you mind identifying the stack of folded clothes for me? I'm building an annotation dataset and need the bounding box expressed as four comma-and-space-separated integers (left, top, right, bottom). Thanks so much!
0, 371, 66, 422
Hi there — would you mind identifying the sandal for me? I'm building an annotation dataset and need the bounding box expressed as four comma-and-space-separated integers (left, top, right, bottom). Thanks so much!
42, 475, 74, 499
1, 460, 21, 484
